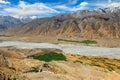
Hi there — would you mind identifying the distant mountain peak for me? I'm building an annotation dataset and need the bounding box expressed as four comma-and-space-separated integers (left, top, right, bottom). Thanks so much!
13, 15, 37, 20
0, 15, 34, 31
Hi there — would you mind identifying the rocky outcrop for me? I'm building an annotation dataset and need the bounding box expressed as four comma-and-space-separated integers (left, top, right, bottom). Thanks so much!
0, 67, 29, 80
0, 54, 8, 67
0, 53, 29, 80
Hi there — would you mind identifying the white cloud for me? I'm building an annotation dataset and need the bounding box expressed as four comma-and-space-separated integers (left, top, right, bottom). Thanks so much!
2, 0, 119, 18
55, 2, 88, 12
4, 1, 59, 16
80, 2, 88, 7
30, 16, 38, 19
69, 0, 78, 5
0, 0, 10, 4
4, 1, 88, 17
108, 2, 120, 7
95, 2, 120, 8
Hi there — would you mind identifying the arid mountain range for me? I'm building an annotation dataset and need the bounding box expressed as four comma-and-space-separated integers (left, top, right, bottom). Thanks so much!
0, 16, 33, 31
2, 7, 120, 39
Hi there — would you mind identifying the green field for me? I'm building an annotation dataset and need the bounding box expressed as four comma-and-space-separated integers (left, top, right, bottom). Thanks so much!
58, 39, 97, 45
33, 52, 66, 62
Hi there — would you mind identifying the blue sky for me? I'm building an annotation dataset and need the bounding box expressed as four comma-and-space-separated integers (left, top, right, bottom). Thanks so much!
0, 0, 120, 18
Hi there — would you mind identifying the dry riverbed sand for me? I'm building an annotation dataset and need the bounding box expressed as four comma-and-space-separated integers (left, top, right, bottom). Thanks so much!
0, 41, 120, 59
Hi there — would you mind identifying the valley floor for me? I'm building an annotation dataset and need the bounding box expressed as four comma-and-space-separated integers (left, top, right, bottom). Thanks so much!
0, 41, 120, 59
0, 36, 120, 80
0, 35, 120, 47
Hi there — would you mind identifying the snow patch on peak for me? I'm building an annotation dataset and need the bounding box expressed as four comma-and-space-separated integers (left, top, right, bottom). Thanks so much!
30, 16, 38, 19
13, 15, 37, 20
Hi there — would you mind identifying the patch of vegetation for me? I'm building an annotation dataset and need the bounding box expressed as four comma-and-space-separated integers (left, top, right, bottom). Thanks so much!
33, 52, 66, 62
117, 66, 120, 69
0, 40, 3, 42
58, 39, 97, 45
80, 40, 97, 45
107, 66, 114, 71
80, 56, 89, 59
0, 39, 4, 42
58, 39, 80, 43
0, 35, 11, 37
105, 62, 116, 66
114, 59, 120, 62
76, 54, 81, 56
73, 60, 83, 63
90, 63, 102, 67
70, 54, 76, 57
104, 63, 115, 71
29, 67, 40, 72
70, 54, 120, 73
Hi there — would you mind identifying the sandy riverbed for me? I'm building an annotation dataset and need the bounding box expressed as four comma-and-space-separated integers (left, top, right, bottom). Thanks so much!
0, 41, 120, 59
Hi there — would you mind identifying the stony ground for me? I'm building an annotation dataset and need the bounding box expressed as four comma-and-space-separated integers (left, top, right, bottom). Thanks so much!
0, 47, 120, 80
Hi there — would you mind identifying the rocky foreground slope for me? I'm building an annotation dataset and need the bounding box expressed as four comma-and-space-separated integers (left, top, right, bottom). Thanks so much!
8, 7, 120, 39
0, 54, 29, 80
0, 47, 120, 80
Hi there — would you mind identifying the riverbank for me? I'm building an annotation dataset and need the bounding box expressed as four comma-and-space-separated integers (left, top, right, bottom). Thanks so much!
0, 35, 120, 48
0, 41, 120, 59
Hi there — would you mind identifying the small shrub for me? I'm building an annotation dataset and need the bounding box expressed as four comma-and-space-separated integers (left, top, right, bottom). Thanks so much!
114, 59, 120, 62
71, 54, 76, 56
90, 63, 101, 67
81, 56, 89, 59
107, 66, 114, 71
29, 67, 40, 72
0, 35, 11, 37
0, 40, 3, 42
80, 40, 97, 45
117, 66, 120, 69
104, 63, 115, 71
73, 60, 83, 63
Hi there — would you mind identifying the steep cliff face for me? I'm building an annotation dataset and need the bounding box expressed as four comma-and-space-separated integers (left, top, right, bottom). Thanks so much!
7, 8, 120, 39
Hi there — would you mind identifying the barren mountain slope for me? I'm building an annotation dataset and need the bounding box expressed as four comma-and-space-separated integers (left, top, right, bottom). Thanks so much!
8, 8, 120, 39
